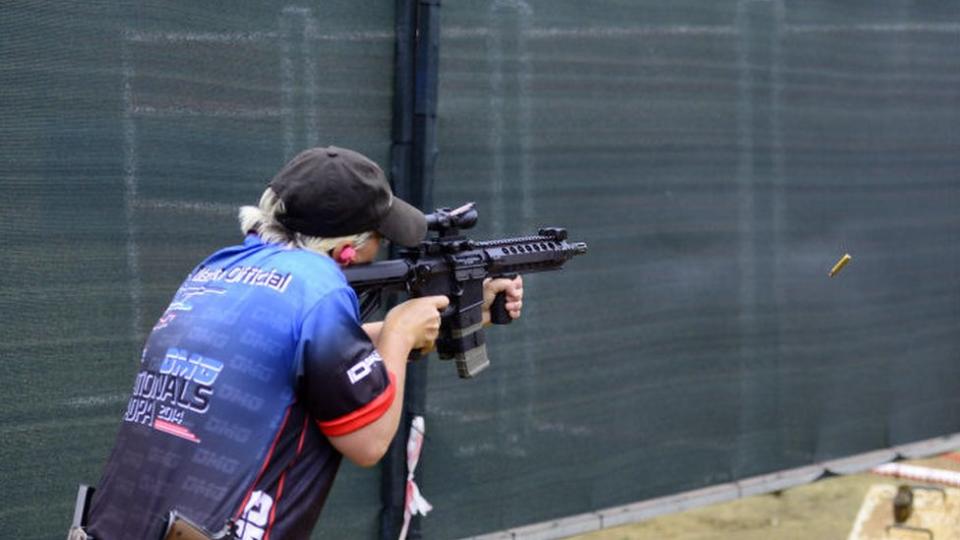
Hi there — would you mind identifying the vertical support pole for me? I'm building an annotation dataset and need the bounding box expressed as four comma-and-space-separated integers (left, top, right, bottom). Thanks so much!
413, 0, 441, 213
381, 1, 440, 539
734, 0, 785, 478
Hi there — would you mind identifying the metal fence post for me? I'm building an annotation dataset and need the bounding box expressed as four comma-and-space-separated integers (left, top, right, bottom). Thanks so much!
382, 1, 441, 538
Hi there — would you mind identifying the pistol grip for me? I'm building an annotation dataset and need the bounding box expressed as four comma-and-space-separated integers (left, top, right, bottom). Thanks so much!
490, 291, 512, 325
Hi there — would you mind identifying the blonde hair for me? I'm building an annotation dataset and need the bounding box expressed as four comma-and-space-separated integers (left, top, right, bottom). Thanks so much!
239, 187, 373, 256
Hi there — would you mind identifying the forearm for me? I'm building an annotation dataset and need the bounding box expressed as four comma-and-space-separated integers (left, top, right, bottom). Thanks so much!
327, 328, 412, 467
330, 296, 444, 467
366, 330, 412, 449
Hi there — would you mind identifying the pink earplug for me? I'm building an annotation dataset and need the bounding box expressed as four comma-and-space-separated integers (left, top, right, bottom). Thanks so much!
338, 246, 357, 264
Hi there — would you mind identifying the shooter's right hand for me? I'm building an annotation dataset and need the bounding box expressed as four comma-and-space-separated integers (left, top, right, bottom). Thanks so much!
382, 295, 450, 352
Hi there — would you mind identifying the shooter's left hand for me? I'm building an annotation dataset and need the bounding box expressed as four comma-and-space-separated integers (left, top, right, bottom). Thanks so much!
482, 275, 524, 325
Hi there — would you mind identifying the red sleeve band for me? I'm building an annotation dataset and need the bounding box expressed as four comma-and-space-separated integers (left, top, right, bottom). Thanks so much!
317, 371, 396, 437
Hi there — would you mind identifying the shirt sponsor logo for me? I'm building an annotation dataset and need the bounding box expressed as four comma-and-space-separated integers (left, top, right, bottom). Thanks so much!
191, 448, 240, 475
219, 384, 265, 412
154, 286, 226, 331
239, 329, 284, 355
204, 416, 253, 444
147, 446, 182, 469
123, 348, 225, 444
347, 351, 383, 384
190, 265, 293, 293
182, 475, 228, 502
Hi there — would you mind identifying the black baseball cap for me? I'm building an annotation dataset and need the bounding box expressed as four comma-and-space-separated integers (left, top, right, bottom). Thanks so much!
268, 146, 427, 247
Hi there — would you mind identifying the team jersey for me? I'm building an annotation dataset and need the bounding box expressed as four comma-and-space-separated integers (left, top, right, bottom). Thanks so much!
86, 235, 394, 539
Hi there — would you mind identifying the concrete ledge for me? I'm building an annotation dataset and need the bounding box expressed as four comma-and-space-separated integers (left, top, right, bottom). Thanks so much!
600, 483, 740, 530
895, 434, 960, 459
502, 513, 602, 540
823, 449, 897, 475
469, 531, 514, 540
459, 434, 960, 540
736, 464, 824, 498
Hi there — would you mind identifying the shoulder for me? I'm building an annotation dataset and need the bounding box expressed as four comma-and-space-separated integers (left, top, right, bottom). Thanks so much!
190, 236, 352, 305
255, 244, 360, 324
244, 236, 348, 290
278, 248, 351, 299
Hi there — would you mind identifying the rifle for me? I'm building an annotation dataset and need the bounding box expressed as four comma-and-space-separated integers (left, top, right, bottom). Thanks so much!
343, 202, 588, 378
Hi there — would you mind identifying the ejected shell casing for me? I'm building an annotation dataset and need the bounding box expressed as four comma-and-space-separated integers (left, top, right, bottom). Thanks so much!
829, 253, 852, 277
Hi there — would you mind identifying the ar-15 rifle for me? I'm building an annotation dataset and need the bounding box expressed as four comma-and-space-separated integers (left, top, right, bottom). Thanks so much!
343, 202, 588, 378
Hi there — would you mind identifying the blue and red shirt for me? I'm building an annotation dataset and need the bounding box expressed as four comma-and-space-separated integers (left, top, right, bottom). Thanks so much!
86, 235, 394, 539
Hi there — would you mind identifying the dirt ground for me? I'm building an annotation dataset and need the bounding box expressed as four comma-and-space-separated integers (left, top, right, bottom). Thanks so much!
570, 454, 959, 540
